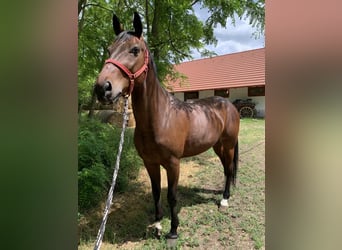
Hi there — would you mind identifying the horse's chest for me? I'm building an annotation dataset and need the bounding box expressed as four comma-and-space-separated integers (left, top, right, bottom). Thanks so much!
134, 132, 162, 158
134, 131, 182, 161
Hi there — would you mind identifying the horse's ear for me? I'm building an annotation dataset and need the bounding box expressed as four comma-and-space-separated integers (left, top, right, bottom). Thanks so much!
113, 14, 124, 36
133, 12, 142, 38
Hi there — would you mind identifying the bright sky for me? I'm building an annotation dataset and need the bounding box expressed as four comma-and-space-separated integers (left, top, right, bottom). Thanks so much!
190, 4, 265, 60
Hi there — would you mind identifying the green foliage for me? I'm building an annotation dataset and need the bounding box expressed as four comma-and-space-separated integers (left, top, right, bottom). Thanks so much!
78, 117, 142, 211
78, 0, 114, 108
78, 163, 108, 211
148, 0, 205, 81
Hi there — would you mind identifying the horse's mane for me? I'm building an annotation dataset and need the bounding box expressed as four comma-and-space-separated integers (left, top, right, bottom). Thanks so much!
141, 40, 159, 77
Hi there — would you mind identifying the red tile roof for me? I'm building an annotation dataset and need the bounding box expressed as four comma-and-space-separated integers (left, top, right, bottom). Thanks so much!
167, 48, 265, 92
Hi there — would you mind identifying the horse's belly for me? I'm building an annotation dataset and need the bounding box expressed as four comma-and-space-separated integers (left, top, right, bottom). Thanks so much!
182, 143, 213, 157
182, 133, 219, 157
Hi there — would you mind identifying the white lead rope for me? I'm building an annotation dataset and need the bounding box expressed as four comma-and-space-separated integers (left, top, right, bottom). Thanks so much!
93, 97, 129, 250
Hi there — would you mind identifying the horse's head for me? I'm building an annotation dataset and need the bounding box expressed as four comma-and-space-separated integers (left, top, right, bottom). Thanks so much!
95, 12, 148, 104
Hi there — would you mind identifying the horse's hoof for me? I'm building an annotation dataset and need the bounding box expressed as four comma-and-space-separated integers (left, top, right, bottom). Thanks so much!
166, 232, 178, 239
218, 199, 229, 212
154, 222, 162, 239
218, 205, 228, 213
166, 238, 177, 248
166, 233, 178, 248
220, 199, 229, 207
154, 228, 162, 239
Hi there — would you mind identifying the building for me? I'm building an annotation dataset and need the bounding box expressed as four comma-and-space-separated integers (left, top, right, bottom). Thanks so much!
167, 48, 265, 117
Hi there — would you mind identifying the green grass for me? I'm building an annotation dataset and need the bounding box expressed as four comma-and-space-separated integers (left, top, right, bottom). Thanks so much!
78, 118, 265, 249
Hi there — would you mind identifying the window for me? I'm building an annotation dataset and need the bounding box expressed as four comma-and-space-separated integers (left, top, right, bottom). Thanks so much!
184, 91, 199, 101
214, 89, 229, 98
248, 86, 265, 97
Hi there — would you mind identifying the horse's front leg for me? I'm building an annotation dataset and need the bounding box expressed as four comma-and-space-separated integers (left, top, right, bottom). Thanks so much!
164, 158, 180, 239
145, 163, 163, 238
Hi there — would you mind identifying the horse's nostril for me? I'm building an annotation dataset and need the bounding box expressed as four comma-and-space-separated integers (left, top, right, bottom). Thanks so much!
104, 81, 112, 91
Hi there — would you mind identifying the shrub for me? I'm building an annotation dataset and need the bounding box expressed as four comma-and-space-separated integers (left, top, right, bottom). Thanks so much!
78, 163, 108, 210
78, 117, 141, 212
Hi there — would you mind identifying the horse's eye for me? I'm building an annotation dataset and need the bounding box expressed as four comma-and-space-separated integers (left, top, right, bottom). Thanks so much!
130, 47, 140, 56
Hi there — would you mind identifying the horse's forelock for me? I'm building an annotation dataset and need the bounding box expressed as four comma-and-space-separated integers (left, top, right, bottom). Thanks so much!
115, 31, 133, 42
112, 31, 146, 47
108, 32, 134, 54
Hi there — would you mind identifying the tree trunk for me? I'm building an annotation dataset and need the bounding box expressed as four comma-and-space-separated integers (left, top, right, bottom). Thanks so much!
151, 0, 161, 61
145, 0, 150, 39
87, 87, 96, 118
78, 0, 87, 15
78, 0, 88, 34
88, 45, 108, 118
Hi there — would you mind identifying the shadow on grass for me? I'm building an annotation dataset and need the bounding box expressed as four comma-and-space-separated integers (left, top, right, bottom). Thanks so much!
78, 184, 224, 245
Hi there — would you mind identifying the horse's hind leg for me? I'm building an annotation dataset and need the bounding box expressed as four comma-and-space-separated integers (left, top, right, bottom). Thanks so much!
213, 141, 236, 207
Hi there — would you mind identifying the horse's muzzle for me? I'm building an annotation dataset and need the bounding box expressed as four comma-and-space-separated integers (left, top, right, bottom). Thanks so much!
94, 81, 113, 103
94, 81, 122, 104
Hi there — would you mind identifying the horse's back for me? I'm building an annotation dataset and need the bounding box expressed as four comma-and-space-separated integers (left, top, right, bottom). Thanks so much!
200, 96, 239, 145
190, 96, 239, 127
179, 96, 239, 156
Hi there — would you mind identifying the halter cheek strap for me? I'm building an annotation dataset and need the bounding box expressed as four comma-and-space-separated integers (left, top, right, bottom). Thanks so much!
105, 49, 149, 96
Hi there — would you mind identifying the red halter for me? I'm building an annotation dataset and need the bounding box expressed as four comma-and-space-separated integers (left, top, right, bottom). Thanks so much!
105, 49, 149, 96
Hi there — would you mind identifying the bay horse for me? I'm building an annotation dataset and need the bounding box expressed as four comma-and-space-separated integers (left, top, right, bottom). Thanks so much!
94, 12, 240, 239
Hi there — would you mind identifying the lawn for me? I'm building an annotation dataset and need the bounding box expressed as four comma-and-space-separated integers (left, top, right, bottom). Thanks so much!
78, 118, 265, 249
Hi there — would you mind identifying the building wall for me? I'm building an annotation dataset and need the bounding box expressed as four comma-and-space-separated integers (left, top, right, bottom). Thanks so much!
174, 92, 184, 101
172, 87, 265, 117
228, 87, 246, 100
228, 87, 265, 117
251, 96, 265, 117
199, 90, 214, 99
174, 90, 215, 100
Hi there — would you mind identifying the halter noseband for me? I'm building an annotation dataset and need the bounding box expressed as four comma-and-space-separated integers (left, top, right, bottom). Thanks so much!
104, 49, 149, 96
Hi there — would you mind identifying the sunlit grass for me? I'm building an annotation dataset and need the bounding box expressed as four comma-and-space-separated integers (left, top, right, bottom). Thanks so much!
78, 118, 265, 249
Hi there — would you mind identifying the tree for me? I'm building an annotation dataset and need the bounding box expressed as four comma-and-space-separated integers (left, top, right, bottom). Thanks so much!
78, 0, 264, 110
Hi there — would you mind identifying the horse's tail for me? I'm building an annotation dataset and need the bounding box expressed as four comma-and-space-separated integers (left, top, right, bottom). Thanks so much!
232, 140, 239, 186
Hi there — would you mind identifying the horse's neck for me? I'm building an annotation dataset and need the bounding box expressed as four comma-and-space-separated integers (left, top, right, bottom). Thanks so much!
131, 65, 170, 129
